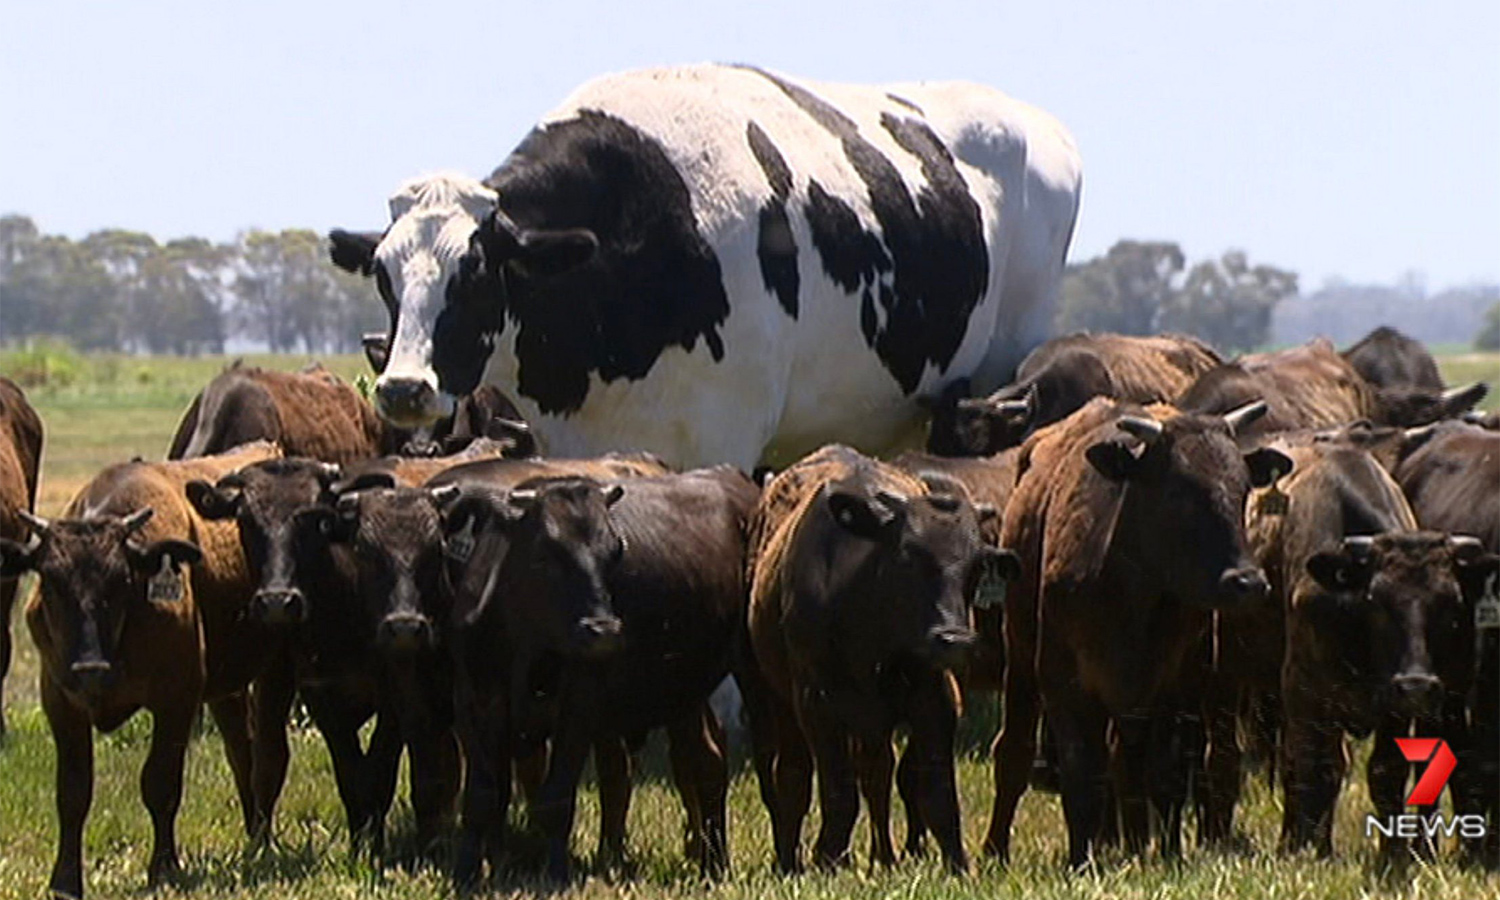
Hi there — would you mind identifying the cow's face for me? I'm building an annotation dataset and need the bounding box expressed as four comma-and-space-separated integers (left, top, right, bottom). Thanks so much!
329, 173, 597, 429
1305, 533, 1496, 718
0, 511, 200, 700
820, 477, 1019, 668
926, 384, 1036, 457
1086, 403, 1290, 607
443, 478, 625, 659
320, 485, 453, 655
187, 459, 342, 626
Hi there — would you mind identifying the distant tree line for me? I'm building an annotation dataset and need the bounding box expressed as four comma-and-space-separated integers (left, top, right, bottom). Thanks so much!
2, 213, 1494, 357
0, 215, 383, 354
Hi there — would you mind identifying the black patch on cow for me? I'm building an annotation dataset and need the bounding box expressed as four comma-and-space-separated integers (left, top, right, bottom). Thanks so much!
739, 66, 989, 395
475, 109, 729, 415
887, 92, 924, 114
746, 122, 800, 318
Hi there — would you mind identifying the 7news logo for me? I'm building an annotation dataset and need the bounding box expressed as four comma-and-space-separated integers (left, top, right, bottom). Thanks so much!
1364, 738, 1488, 840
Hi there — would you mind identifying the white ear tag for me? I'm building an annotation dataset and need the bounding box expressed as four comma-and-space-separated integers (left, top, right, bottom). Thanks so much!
973, 563, 1008, 610
1477, 573, 1500, 631
148, 556, 185, 603
447, 519, 476, 563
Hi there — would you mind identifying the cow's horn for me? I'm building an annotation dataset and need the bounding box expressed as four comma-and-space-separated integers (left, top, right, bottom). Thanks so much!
429, 484, 461, 508
1341, 535, 1375, 555
1117, 416, 1163, 444
508, 489, 539, 509
1448, 535, 1485, 561
120, 508, 155, 533
17, 509, 50, 534
1223, 400, 1269, 435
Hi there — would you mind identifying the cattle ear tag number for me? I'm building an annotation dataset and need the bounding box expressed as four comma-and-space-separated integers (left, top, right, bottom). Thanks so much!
447, 519, 475, 563
974, 562, 1007, 610
148, 557, 185, 603
1476, 574, 1500, 631
1256, 483, 1290, 517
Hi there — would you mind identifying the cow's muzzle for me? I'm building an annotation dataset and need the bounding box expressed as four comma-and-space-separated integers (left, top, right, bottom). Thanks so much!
377, 613, 434, 653
69, 659, 115, 697
572, 615, 624, 659
1390, 672, 1444, 718
252, 587, 307, 626
375, 376, 444, 429
1215, 566, 1270, 606
924, 624, 978, 669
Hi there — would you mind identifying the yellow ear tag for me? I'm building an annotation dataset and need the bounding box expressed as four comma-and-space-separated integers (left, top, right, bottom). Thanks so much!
1256, 483, 1290, 517
974, 564, 1008, 610
148, 557, 185, 603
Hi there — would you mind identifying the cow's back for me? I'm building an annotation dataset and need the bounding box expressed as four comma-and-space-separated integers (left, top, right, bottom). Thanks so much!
1396, 423, 1500, 549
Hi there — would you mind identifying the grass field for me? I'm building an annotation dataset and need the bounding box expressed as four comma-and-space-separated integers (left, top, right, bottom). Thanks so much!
0, 349, 1497, 900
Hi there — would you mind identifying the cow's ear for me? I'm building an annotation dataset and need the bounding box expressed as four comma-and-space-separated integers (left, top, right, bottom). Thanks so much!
127, 539, 203, 574
1244, 447, 1293, 489
512, 228, 598, 278
186, 478, 241, 520
827, 488, 906, 541
486, 418, 536, 458
328, 229, 382, 276
1449, 536, 1500, 603
1085, 440, 1145, 481
1307, 540, 1375, 593
985, 546, 1023, 582
0, 537, 37, 577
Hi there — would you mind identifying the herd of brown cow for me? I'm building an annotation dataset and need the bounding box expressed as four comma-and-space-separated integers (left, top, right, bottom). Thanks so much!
0, 325, 1496, 898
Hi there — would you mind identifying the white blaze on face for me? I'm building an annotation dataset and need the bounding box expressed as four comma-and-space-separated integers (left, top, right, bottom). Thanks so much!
373, 173, 498, 427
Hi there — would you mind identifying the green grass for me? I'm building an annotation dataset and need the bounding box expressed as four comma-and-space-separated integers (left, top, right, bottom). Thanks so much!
0, 349, 1497, 899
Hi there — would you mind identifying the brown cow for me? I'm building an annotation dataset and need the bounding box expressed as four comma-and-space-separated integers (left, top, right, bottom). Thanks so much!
926, 333, 1222, 457
0, 376, 43, 735
983, 399, 1289, 867
1179, 339, 1486, 435
0, 442, 283, 899
1342, 326, 1445, 393
1396, 420, 1500, 866
746, 445, 1019, 874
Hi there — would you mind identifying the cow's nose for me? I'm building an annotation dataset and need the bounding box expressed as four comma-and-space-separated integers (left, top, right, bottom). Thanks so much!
70, 660, 113, 694
1217, 566, 1270, 604
253, 588, 306, 625
377, 613, 432, 653
1393, 673, 1443, 714
926, 625, 977, 667
574, 615, 624, 658
376, 376, 438, 424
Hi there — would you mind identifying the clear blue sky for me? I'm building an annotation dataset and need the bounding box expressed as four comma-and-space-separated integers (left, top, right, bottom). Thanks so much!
2, 0, 1496, 291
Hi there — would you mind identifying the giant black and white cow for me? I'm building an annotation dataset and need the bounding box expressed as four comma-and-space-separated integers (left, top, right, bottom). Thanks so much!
330, 64, 1082, 469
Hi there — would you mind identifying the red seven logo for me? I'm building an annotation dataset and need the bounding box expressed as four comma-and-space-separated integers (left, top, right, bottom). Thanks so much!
1395, 738, 1457, 806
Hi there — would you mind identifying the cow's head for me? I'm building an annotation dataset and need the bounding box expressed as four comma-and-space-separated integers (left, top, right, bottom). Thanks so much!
441, 477, 626, 660
316, 479, 458, 655
925, 379, 1037, 457
1304, 533, 1497, 719
186, 459, 343, 626
1085, 401, 1291, 607
0, 510, 200, 700
329, 173, 597, 429
811, 472, 1020, 669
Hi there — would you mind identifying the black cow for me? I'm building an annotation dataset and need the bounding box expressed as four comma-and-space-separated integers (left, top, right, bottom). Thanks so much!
440, 468, 758, 882
1342, 325, 1445, 392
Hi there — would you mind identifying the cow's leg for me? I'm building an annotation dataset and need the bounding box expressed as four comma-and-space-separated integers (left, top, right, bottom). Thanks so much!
1111, 712, 1152, 856
895, 742, 927, 857
42, 673, 93, 900
1050, 691, 1110, 869
594, 735, 633, 868
731, 645, 780, 835
248, 656, 296, 844
534, 712, 592, 882
452, 673, 511, 887
800, 696, 858, 869
1279, 717, 1344, 856
984, 629, 1039, 861
0, 578, 15, 737
363, 705, 403, 856
408, 727, 461, 850
141, 699, 195, 886
907, 672, 967, 874
1369, 715, 1423, 864
667, 704, 729, 877
1200, 686, 1243, 847
301, 687, 375, 845
207, 692, 256, 835
769, 692, 813, 874
853, 732, 896, 869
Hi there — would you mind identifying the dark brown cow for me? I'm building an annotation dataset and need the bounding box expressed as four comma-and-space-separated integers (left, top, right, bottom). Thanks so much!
1342, 325, 1445, 392
926, 333, 1222, 456
984, 399, 1288, 867
0, 442, 283, 899
441, 467, 756, 882
167, 362, 530, 463
746, 445, 1019, 874
0, 376, 43, 735
1179, 339, 1486, 435
1396, 420, 1500, 866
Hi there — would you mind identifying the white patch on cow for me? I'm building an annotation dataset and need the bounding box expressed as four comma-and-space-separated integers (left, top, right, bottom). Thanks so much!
372, 173, 495, 425
372, 66, 1081, 468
